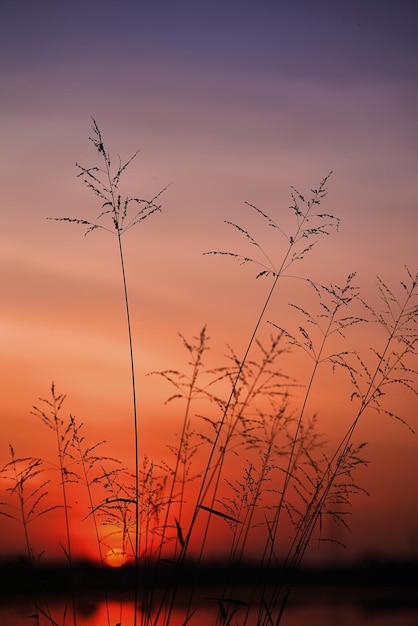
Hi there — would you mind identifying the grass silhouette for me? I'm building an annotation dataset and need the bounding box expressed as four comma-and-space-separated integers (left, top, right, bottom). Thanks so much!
1, 120, 417, 625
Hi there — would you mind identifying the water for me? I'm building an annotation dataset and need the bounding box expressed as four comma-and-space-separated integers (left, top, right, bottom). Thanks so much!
1, 595, 417, 626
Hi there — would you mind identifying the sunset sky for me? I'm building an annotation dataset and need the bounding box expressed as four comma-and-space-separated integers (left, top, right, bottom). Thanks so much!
1, 1, 417, 565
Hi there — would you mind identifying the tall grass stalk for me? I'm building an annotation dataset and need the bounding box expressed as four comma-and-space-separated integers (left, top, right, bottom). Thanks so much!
68, 415, 121, 626
49, 119, 167, 624
0, 446, 59, 625
161, 332, 294, 624
146, 327, 210, 625
168, 176, 339, 606
153, 326, 209, 558
31, 384, 78, 626
195, 335, 291, 559
195, 172, 338, 513
258, 275, 364, 574
264, 268, 418, 624
157, 175, 341, 622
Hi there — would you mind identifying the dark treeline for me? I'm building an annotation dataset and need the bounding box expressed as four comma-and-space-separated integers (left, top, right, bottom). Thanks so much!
1, 556, 417, 600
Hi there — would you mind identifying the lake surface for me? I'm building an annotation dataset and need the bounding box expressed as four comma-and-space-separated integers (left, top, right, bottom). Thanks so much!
2, 594, 418, 626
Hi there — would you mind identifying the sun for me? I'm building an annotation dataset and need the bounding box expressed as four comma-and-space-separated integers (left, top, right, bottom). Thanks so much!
104, 547, 128, 568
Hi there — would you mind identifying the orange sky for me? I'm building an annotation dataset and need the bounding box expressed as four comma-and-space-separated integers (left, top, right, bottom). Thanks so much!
1, 1, 417, 566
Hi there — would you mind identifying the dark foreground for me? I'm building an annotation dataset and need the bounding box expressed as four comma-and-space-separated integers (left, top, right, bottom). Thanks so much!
1, 556, 417, 612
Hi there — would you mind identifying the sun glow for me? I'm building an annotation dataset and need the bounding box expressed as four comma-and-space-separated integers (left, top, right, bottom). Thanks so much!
105, 547, 128, 568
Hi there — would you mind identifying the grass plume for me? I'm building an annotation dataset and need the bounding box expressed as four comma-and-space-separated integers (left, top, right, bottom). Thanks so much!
1, 122, 417, 626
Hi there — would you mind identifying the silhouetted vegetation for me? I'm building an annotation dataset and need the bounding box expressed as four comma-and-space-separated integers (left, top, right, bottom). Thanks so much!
1, 121, 417, 625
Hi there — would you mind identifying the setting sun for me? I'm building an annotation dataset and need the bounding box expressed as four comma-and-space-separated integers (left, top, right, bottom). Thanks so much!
105, 548, 128, 568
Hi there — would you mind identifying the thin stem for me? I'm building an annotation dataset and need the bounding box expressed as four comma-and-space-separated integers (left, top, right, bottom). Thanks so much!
117, 230, 140, 625
70, 418, 112, 626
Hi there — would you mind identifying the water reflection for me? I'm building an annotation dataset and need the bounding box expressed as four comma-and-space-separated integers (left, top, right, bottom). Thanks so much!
2, 595, 418, 626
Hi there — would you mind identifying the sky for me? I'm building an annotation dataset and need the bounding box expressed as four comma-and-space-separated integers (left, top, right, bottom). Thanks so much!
0, 1, 417, 566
